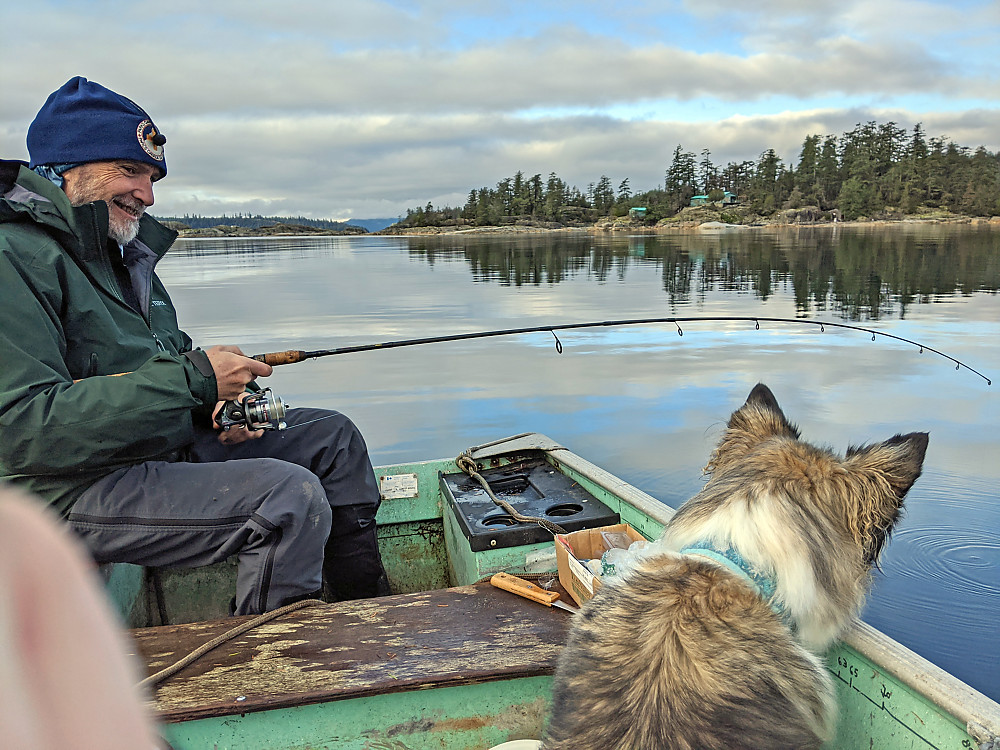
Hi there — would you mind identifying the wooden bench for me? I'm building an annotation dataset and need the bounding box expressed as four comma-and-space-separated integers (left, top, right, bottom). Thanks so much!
130, 582, 573, 726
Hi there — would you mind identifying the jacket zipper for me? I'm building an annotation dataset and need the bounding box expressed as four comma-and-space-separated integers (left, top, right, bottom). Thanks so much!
85, 203, 165, 353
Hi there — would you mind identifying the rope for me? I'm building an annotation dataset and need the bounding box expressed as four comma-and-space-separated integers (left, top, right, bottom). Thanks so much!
455, 451, 568, 537
138, 598, 324, 691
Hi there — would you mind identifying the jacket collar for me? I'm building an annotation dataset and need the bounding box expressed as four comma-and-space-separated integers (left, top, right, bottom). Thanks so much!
2, 160, 76, 232
1, 159, 177, 260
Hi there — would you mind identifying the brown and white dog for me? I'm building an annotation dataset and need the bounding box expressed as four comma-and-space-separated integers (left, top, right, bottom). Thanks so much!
543, 383, 928, 749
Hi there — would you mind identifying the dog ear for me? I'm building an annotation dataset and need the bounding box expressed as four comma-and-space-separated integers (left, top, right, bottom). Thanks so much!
704, 384, 800, 475
727, 383, 800, 438
744, 383, 782, 412
845, 432, 929, 500
843, 432, 929, 563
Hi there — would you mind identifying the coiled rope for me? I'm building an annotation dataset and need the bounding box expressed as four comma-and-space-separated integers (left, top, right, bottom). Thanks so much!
455, 449, 568, 537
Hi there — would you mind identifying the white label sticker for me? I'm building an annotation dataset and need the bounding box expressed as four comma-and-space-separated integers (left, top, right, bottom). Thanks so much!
379, 473, 419, 499
566, 554, 595, 595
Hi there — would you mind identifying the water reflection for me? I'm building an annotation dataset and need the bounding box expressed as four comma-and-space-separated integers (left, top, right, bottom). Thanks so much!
407, 225, 1000, 320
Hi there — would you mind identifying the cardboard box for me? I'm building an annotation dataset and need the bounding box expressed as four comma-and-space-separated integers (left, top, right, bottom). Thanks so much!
555, 523, 646, 606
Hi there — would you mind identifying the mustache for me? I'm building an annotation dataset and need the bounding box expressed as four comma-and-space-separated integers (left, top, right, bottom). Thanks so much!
113, 196, 146, 219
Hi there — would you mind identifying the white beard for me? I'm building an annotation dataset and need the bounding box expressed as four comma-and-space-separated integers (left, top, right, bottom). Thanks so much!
109, 209, 142, 245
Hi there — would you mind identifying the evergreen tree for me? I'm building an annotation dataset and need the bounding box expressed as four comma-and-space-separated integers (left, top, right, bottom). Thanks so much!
698, 148, 719, 194
666, 145, 697, 211
838, 176, 877, 220
818, 135, 841, 208
618, 178, 632, 202
748, 149, 788, 212
593, 175, 615, 214
497, 177, 514, 216
897, 124, 929, 212
924, 137, 950, 207
720, 160, 754, 198
528, 173, 544, 216
794, 134, 822, 205
511, 171, 528, 215
462, 189, 478, 219
544, 172, 566, 220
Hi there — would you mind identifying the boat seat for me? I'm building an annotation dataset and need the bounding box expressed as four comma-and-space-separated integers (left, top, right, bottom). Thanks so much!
130, 581, 574, 723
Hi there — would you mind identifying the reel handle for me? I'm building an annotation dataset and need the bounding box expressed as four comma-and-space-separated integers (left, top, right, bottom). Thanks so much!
252, 350, 307, 366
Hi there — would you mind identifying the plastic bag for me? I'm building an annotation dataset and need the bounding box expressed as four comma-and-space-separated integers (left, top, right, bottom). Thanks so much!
600, 540, 649, 579
600, 530, 633, 551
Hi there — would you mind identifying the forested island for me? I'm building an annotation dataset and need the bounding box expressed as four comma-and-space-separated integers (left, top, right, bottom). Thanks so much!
387, 120, 1000, 233
154, 214, 371, 237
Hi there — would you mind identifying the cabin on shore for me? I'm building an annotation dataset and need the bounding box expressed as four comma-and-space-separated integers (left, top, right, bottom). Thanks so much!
690, 191, 739, 207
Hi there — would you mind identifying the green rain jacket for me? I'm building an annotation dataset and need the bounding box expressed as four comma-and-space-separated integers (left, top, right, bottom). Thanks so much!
0, 160, 218, 514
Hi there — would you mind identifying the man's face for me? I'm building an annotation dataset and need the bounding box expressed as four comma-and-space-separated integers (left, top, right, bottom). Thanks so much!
62, 161, 161, 245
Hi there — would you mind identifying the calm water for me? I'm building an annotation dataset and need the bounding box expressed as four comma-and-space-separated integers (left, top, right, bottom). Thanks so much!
159, 224, 1000, 701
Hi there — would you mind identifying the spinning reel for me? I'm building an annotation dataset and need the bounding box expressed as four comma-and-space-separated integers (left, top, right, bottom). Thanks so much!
217, 388, 288, 431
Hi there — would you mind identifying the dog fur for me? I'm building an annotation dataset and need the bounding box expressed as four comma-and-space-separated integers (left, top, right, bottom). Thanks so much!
542, 383, 928, 750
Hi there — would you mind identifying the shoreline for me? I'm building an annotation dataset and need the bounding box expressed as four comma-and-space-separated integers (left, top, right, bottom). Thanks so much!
372, 214, 1000, 238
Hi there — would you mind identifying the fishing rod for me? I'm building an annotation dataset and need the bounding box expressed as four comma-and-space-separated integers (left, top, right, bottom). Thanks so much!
250, 316, 992, 386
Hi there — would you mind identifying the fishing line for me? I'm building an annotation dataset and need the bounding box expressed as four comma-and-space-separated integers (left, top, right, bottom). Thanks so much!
251, 316, 991, 385
284, 414, 342, 431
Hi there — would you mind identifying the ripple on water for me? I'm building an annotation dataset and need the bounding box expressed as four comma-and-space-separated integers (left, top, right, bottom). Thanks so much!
890, 525, 1000, 597
880, 474, 1000, 606
863, 472, 1000, 699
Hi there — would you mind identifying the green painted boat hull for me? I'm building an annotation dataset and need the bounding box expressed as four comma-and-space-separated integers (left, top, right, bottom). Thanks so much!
112, 434, 999, 750
164, 676, 553, 750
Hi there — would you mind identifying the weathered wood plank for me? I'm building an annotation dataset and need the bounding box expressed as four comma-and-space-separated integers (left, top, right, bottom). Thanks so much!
129, 582, 572, 723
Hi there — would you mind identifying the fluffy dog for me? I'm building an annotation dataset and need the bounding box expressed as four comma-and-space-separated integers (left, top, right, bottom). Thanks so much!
543, 383, 928, 750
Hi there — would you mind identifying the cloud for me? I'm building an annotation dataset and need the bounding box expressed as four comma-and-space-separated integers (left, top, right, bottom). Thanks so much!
2, 2, 989, 121
2, 0, 998, 218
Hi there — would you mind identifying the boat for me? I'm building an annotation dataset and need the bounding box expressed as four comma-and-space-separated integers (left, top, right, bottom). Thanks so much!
106, 433, 1000, 749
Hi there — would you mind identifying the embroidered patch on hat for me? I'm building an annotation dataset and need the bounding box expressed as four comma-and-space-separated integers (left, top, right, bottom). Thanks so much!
137, 119, 166, 161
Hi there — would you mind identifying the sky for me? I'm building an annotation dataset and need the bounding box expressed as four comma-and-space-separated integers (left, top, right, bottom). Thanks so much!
2, 0, 999, 222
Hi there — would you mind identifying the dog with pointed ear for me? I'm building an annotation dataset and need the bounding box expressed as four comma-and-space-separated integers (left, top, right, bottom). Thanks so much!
543, 384, 928, 750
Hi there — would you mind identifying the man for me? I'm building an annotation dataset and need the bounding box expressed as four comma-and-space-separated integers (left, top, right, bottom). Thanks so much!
0, 77, 388, 614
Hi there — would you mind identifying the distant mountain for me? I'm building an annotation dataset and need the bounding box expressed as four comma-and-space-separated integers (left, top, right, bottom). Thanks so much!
346, 218, 398, 232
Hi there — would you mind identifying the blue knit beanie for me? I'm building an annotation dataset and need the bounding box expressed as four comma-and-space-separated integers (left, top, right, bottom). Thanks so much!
27, 77, 167, 178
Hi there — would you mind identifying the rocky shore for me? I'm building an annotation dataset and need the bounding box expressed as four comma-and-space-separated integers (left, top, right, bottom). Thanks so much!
588, 206, 1000, 233
376, 206, 1000, 236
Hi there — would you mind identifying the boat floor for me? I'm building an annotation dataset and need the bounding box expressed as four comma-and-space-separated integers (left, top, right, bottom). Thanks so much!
130, 582, 573, 723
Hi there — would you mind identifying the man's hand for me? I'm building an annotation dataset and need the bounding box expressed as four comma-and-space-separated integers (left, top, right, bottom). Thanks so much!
211, 394, 265, 445
205, 345, 272, 401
